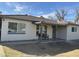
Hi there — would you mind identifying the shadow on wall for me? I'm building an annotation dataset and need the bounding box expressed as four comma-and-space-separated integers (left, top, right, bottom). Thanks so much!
1, 41, 79, 57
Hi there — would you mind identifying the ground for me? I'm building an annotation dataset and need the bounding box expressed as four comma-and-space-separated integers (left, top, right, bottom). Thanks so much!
0, 40, 79, 57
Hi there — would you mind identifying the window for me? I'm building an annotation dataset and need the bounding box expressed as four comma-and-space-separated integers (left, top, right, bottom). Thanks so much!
17, 23, 26, 33
36, 25, 39, 36
44, 25, 47, 33
71, 27, 77, 32
36, 25, 39, 30
8, 22, 17, 33
8, 22, 26, 34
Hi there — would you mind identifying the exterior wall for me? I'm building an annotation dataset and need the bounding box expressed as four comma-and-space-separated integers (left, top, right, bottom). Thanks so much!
75, 20, 79, 24
56, 26, 67, 40
47, 25, 52, 39
1, 18, 53, 41
1, 18, 38, 41
67, 25, 79, 40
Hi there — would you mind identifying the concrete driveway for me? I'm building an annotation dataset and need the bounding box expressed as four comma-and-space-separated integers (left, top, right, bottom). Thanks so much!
0, 40, 79, 57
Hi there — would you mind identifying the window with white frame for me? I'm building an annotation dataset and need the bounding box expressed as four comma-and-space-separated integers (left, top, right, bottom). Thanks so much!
71, 27, 77, 32
8, 22, 26, 34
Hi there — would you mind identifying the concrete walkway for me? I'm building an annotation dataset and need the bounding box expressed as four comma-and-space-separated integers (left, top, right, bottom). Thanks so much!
1, 39, 65, 44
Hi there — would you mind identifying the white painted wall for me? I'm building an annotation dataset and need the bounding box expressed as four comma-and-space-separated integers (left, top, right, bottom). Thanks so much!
67, 25, 79, 40
1, 18, 53, 41
1, 18, 38, 41
56, 26, 67, 40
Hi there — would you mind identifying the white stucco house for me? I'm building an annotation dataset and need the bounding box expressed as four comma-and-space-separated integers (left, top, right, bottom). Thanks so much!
0, 15, 79, 42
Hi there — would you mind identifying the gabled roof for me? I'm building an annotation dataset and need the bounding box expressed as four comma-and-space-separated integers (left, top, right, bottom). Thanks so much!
0, 15, 53, 21
0, 15, 78, 26
0, 15, 57, 25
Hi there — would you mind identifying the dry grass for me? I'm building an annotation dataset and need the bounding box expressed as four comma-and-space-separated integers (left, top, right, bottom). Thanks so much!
0, 45, 5, 56
55, 49, 79, 57
3, 46, 26, 57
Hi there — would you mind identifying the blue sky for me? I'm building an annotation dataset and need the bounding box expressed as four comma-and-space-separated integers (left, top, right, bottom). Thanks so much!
0, 2, 79, 21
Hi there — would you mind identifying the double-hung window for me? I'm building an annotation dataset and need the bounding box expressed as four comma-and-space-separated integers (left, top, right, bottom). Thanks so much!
8, 22, 26, 34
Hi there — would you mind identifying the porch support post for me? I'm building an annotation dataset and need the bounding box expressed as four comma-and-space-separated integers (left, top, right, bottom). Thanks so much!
52, 25, 53, 39
52, 24, 57, 40
37, 22, 42, 43
55, 24, 57, 39
40, 24, 42, 40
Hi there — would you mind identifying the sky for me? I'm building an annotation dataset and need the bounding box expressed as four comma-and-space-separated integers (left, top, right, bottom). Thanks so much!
0, 2, 79, 21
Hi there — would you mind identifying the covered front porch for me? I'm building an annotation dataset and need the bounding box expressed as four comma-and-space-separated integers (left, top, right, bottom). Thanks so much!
1, 24, 66, 44
32, 21, 67, 42
52, 24, 67, 40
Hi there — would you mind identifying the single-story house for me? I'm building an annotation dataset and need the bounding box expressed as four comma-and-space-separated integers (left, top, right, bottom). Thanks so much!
0, 15, 79, 42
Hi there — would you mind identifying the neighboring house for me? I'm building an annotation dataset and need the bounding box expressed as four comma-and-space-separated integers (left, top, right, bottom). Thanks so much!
0, 15, 79, 42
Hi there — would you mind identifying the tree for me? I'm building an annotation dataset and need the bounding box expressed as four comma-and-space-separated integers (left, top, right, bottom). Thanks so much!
75, 9, 79, 22
48, 16, 53, 19
55, 9, 67, 21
